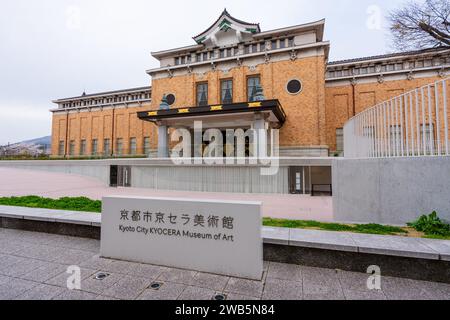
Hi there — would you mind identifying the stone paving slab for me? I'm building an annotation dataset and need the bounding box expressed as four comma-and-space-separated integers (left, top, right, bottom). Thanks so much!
348, 233, 440, 260
0, 228, 449, 300
0, 205, 100, 226
417, 238, 450, 261
262, 227, 290, 245
289, 229, 358, 253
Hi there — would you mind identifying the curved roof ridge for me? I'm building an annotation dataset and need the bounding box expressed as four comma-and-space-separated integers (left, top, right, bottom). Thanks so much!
193, 9, 261, 42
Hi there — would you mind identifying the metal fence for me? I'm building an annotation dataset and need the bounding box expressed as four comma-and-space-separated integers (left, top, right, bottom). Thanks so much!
344, 78, 450, 158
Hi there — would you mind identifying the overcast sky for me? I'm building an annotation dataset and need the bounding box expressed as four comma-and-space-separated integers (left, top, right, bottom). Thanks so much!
0, 0, 409, 145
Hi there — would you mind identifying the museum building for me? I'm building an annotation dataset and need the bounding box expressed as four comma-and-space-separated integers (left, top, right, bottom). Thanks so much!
50, 10, 450, 158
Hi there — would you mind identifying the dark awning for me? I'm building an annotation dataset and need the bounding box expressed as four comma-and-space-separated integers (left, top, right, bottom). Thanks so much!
137, 99, 286, 128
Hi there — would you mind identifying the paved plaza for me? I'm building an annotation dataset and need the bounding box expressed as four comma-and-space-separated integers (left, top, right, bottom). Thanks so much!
0, 228, 449, 300
0, 167, 333, 221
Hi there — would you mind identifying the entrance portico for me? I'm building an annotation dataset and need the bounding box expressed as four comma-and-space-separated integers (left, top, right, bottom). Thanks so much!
137, 100, 286, 159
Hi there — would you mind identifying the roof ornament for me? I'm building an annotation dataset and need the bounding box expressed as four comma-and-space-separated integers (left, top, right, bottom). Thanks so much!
264, 52, 271, 64
219, 18, 232, 32
159, 95, 170, 110
290, 50, 298, 61
193, 9, 261, 45
253, 85, 266, 101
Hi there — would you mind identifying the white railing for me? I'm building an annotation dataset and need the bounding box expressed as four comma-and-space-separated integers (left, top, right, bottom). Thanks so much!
344, 78, 450, 158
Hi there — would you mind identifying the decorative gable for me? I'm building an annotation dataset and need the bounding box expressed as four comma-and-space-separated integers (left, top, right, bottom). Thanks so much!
193, 9, 261, 48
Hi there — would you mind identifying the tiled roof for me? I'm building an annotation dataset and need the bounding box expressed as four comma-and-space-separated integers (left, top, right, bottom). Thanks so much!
328, 46, 450, 66
54, 86, 151, 102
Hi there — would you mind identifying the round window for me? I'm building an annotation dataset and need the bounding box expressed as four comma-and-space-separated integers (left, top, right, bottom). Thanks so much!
286, 79, 302, 95
166, 94, 176, 106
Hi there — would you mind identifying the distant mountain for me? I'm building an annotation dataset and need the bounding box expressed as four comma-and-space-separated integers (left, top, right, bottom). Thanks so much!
0, 136, 51, 156
21, 136, 51, 146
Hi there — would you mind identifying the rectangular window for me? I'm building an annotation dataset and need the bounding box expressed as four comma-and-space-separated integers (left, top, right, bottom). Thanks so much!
80, 140, 86, 156
116, 138, 123, 156
220, 50, 225, 58
196, 53, 201, 62
271, 40, 277, 50
144, 137, 151, 155
259, 42, 265, 52
251, 44, 258, 53
203, 52, 208, 61
175, 57, 180, 65
209, 51, 215, 59
221, 79, 233, 104
279, 39, 286, 49
288, 37, 295, 47
196, 83, 208, 106
104, 139, 111, 156
58, 141, 65, 156
69, 140, 75, 156
420, 124, 435, 154
389, 125, 402, 152
130, 137, 137, 155
247, 76, 261, 102
92, 139, 98, 156
244, 45, 250, 54
336, 128, 344, 152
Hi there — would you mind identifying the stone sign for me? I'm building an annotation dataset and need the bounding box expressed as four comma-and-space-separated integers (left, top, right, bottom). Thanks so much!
101, 196, 263, 280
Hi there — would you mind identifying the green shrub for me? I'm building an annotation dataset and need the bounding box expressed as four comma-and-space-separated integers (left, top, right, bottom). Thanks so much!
408, 212, 450, 236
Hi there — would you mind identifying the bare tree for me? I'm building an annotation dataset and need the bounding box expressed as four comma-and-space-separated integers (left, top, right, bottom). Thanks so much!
389, 0, 450, 50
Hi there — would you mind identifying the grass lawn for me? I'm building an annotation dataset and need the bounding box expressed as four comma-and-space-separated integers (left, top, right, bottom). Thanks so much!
263, 217, 450, 240
0, 196, 449, 240
0, 196, 101, 213
263, 217, 409, 236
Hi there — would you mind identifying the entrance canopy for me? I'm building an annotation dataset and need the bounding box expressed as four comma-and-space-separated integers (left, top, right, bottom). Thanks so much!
137, 99, 286, 129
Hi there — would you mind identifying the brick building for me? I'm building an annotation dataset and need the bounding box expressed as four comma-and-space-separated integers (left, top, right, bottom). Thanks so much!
50, 10, 450, 158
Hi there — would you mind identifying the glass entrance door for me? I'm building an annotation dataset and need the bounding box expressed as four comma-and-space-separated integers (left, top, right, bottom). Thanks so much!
111, 165, 131, 187
289, 166, 311, 194
289, 167, 303, 194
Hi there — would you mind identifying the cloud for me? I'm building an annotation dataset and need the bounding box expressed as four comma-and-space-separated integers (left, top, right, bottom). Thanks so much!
0, 101, 51, 145
0, 0, 405, 145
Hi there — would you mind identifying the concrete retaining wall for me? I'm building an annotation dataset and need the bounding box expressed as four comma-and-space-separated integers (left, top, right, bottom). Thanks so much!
333, 156, 450, 225
132, 165, 289, 194
0, 158, 332, 195
0, 161, 110, 184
